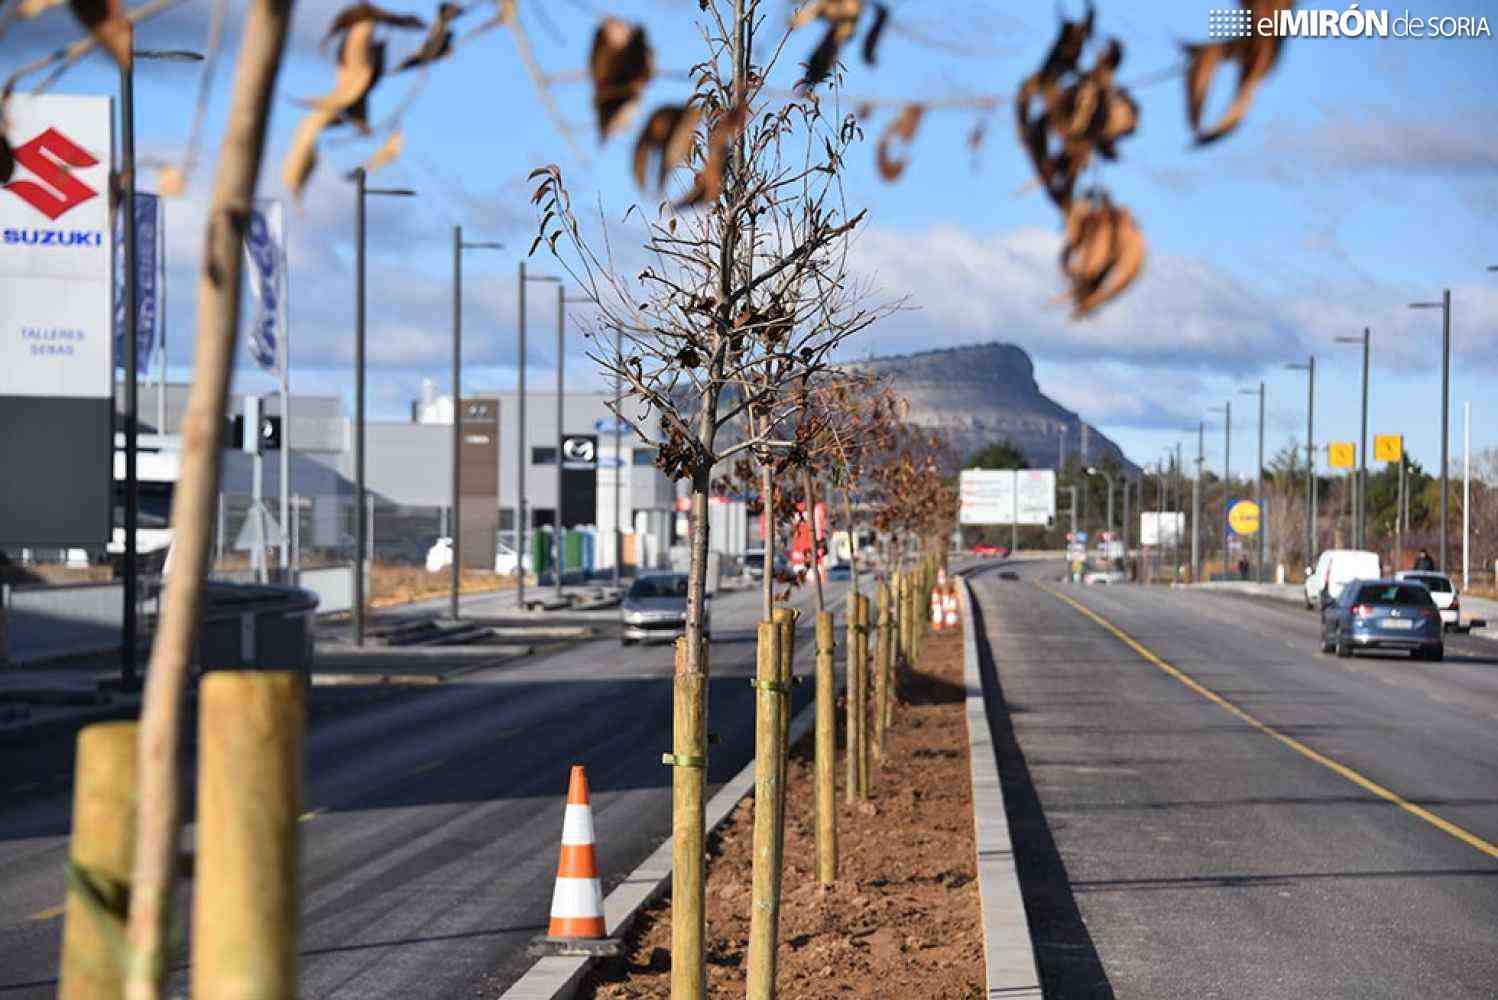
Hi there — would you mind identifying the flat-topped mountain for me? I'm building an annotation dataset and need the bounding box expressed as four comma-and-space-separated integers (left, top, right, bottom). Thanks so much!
848, 342, 1135, 472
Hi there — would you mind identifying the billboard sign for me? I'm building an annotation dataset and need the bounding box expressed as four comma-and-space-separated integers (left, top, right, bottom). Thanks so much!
1227, 498, 1261, 536
1373, 434, 1402, 463
960, 469, 1055, 526
0, 94, 114, 544
113, 191, 159, 372
0, 94, 114, 398
1328, 441, 1356, 469
1140, 511, 1186, 547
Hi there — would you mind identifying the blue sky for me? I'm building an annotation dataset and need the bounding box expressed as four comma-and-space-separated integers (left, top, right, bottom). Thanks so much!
10, 0, 1497, 476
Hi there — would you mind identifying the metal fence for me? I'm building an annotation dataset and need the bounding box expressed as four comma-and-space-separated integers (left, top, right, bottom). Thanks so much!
212, 494, 461, 574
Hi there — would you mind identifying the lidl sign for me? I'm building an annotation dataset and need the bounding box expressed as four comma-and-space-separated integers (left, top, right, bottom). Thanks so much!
1227, 498, 1261, 537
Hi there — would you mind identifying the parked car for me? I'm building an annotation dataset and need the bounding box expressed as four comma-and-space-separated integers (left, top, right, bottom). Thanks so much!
1394, 570, 1461, 630
620, 572, 710, 645
1304, 549, 1381, 609
1320, 579, 1443, 660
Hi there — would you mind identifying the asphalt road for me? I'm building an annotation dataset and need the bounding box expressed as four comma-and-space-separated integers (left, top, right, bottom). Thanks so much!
967, 562, 1498, 999
0, 574, 855, 998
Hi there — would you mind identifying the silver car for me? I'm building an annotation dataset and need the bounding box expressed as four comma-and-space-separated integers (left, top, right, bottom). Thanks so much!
620, 572, 711, 645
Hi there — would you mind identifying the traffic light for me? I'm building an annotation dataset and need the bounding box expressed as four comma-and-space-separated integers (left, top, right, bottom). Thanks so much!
234, 396, 282, 452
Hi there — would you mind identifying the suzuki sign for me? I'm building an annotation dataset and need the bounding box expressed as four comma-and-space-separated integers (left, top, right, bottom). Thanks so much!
1, 95, 113, 398
0, 94, 114, 543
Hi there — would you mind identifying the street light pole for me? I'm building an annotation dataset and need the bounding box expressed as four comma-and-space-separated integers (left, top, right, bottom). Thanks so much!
516, 263, 561, 610
1410, 292, 1452, 571
1193, 422, 1204, 581
352, 171, 416, 645
1239, 383, 1265, 580
449, 227, 502, 621
614, 324, 623, 587
1334, 330, 1371, 548
1287, 357, 1316, 568
120, 54, 140, 686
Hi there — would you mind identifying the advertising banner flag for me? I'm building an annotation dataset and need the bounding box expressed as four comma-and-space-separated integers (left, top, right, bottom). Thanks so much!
243, 200, 285, 373
113, 191, 159, 370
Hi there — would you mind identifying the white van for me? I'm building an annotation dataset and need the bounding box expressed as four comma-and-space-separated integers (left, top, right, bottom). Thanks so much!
1304, 549, 1382, 608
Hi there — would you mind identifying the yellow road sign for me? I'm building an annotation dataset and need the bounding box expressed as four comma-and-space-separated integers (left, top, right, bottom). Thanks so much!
1328, 441, 1356, 469
1374, 434, 1403, 463
1227, 499, 1261, 536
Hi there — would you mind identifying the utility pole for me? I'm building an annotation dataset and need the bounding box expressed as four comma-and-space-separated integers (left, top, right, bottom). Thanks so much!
555, 284, 565, 603
1409, 292, 1451, 571
1287, 357, 1316, 567
1193, 422, 1204, 582
1240, 383, 1266, 581
614, 324, 623, 587
1463, 401, 1470, 590
1335, 329, 1371, 548
517, 263, 561, 610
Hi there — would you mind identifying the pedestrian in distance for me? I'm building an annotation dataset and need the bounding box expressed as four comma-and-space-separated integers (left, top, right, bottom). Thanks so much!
1238, 556, 1250, 581
1413, 549, 1435, 571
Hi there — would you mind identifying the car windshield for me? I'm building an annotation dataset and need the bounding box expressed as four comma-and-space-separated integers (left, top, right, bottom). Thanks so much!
1407, 574, 1453, 593
1354, 583, 1435, 606
629, 576, 688, 599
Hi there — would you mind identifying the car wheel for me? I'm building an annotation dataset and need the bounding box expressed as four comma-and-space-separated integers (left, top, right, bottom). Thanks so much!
621, 637, 636, 647
1427, 645, 1444, 662
1320, 635, 1335, 654
1335, 634, 1351, 658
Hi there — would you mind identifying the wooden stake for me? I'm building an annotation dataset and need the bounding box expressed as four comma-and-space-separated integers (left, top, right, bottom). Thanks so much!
746, 619, 785, 1000
873, 581, 890, 761
855, 593, 870, 798
126, 6, 295, 996
843, 590, 863, 803
60, 722, 138, 1000
191, 671, 304, 1000
670, 637, 707, 1000
813, 610, 836, 886
772, 606, 796, 867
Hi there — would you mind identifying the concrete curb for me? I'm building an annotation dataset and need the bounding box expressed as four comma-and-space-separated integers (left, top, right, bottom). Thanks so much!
498, 673, 824, 1000
957, 576, 1044, 999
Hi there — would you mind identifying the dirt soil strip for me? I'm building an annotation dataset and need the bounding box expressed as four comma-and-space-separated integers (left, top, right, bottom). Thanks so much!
567, 623, 984, 999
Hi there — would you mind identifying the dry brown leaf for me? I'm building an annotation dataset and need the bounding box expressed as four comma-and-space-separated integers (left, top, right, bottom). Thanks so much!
16, 0, 68, 17
875, 103, 923, 181
323, 2, 424, 50
631, 104, 699, 193
1183, 0, 1291, 145
68, 0, 132, 71
395, 1, 461, 72
282, 19, 382, 197
1059, 190, 1145, 318
677, 101, 747, 208
861, 3, 888, 65
363, 129, 404, 173
156, 165, 186, 197
795, 0, 863, 88
589, 17, 653, 140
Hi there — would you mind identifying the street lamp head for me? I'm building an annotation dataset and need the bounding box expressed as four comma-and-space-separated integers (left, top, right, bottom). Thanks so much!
1237, 387, 1258, 395
1333, 336, 1363, 344
367, 187, 417, 197
134, 49, 205, 61
462, 241, 504, 250
1408, 301, 1442, 310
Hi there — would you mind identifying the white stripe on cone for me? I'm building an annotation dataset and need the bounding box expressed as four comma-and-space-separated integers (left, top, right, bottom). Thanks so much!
561, 804, 595, 845
550, 875, 605, 919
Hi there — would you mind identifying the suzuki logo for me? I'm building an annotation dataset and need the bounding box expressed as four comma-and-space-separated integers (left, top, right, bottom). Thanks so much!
3, 128, 99, 221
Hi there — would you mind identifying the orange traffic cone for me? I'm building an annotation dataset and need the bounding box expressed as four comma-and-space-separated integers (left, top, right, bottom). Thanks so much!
931, 588, 944, 630
944, 588, 959, 628
530, 765, 621, 956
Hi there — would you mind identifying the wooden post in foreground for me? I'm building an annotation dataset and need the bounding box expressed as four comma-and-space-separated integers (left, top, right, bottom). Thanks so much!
814, 610, 837, 885
843, 589, 863, 803
60, 722, 138, 1000
772, 606, 796, 875
192, 671, 304, 1000
873, 581, 890, 760
746, 619, 785, 1000
854, 593, 870, 798
669, 637, 708, 1000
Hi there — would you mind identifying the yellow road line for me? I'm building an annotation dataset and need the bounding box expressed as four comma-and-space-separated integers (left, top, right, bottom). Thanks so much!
1034, 582, 1498, 861
26, 902, 65, 923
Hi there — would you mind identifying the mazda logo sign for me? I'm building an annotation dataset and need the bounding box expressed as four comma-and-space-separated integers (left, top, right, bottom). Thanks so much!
562, 437, 596, 463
